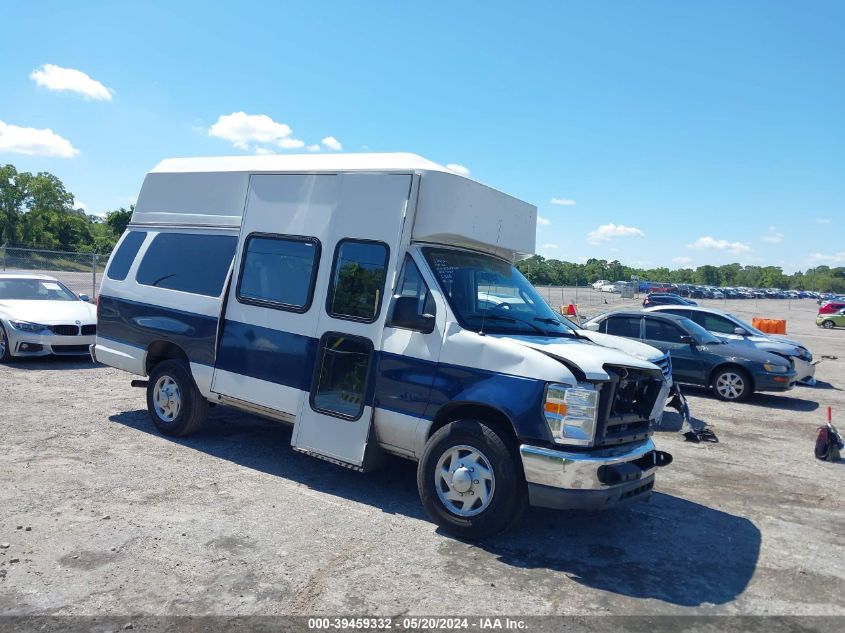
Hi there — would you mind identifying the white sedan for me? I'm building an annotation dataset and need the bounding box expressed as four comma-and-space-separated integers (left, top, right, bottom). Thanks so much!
0, 273, 97, 362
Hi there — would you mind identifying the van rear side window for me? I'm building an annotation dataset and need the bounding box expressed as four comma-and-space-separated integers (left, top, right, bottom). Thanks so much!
136, 233, 237, 297
106, 231, 146, 281
326, 239, 389, 322
237, 234, 320, 312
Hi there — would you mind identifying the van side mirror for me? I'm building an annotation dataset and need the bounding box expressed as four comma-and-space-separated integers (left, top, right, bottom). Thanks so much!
733, 327, 745, 335
79, 293, 90, 303
387, 296, 435, 333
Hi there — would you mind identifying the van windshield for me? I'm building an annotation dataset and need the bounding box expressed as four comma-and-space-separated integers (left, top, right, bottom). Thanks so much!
422, 247, 578, 337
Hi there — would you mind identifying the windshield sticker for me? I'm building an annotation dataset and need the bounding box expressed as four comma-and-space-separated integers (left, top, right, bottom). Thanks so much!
41, 282, 62, 290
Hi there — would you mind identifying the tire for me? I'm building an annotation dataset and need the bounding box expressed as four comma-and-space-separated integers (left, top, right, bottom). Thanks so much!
822, 320, 835, 329
712, 366, 752, 402
146, 359, 208, 436
417, 420, 526, 539
0, 324, 12, 363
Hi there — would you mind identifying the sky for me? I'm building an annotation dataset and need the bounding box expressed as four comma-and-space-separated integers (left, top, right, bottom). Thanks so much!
1, 0, 842, 272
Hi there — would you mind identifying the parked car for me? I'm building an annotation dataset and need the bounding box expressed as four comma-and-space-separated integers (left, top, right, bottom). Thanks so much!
645, 305, 816, 384
817, 309, 845, 329
0, 273, 96, 362
600, 281, 626, 293
642, 293, 697, 308
592, 279, 610, 290
819, 301, 845, 315
583, 311, 796, 401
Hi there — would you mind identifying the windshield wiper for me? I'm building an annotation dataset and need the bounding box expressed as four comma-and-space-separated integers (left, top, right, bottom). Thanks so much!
479, 314, 552, 336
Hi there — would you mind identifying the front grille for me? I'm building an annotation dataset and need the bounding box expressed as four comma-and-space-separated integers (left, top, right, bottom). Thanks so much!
653, 353, 672, 380
595, 365, 664, 447
81, 324, 96, 335
49, 325, 79, 336
51, 344, 90, 354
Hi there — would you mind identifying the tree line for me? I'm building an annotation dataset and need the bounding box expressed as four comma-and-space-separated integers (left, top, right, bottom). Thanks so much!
0, 164, 131, 254
1, 164, 842, 292
516, 256, 845, 293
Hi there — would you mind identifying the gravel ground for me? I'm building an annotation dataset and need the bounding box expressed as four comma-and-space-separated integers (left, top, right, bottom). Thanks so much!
1, 298, 844, 619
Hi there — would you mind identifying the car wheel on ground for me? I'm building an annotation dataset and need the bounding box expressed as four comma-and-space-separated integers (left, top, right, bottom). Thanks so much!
417, 420, 526, 539
146, 359, 208, 436
821, 320, 836, 329
0, 324, 12, 363
712, 366, 752, 402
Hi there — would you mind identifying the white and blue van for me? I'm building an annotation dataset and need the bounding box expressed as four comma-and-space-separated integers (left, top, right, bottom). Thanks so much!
94, 153, 672, 537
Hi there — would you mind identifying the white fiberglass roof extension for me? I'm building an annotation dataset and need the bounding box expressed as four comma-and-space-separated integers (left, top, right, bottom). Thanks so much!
132, 153, 538, 259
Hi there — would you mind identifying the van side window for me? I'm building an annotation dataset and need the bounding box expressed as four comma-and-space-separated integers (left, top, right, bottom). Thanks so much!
311, 333, 373, 420
326, 239, 389, 322
237, 234, 320, 312
136, 233, 237, 297
106, 231, 146, 281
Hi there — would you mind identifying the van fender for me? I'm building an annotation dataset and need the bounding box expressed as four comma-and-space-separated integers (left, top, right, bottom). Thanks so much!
414, 400, 525, 462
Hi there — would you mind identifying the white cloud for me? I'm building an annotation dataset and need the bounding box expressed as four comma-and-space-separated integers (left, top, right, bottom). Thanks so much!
587, 223, 645, 244
0, 120, 80, 157
672, 256, 693, 266
30, 64, 113, 101
760, 226, 784, 244
75, 200, 87, 210
321, 136, 342, 151
209, 112, 304, 152
541, 243, 559, 249
306, 144, 321, 152
446, 163, 470, 176
254, 147, 275, 155
279, 138, 305, 149
537, 216, 550, 226
809, 252, 845, 264
550, 198, 576, 206
687, 236, 752, 255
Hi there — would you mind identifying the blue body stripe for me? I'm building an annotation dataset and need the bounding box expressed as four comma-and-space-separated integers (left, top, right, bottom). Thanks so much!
215, 319, 318, 391
98, 296, 549, 441
98, 295, 219, 366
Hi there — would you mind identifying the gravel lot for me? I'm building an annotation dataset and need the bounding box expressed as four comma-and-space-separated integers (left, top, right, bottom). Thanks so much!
1, 298, 844, 620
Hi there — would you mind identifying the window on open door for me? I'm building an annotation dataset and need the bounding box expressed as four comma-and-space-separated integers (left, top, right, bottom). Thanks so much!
326, 239, 390, 322
310, 333, 373, 420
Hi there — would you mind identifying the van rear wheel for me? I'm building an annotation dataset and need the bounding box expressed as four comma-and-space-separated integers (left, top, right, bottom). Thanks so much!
146, 359, 208, 436
417, 420, 525, 539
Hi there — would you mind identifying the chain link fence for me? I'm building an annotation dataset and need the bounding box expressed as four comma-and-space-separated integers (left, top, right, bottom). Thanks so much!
0, 244, 110, 299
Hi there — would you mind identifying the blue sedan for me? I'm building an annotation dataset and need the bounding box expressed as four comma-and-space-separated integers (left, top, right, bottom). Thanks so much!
583, 311, 797, 401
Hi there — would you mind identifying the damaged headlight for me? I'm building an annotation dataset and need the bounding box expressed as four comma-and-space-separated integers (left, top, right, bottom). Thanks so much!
543, 383, 600, 446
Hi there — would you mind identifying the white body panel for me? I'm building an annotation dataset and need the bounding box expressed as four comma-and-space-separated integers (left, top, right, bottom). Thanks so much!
291, 173, 413, 466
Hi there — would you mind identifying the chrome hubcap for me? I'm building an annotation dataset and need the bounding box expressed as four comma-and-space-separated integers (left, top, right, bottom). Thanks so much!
434, 445, 495, 517
153, 376, 182, 422
716, 372, 745, 399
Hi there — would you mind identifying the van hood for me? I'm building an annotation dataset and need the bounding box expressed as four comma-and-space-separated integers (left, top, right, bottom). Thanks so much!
493, 334, 661, 381
0, 299, 96, 324
575, 329, 665, 362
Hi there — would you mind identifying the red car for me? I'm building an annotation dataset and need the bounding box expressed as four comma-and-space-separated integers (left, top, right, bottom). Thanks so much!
819, 301, 845, 315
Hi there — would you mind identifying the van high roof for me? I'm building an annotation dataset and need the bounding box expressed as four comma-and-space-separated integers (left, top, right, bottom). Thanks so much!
133, 152, 538, 260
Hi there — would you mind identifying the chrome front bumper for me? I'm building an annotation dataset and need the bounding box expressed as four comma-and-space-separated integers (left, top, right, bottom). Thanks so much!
520, 439, 671, 510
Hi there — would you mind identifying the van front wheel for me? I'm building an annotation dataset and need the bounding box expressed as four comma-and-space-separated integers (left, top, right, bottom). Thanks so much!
146, 360, 208, 437
417, 420, 525, 539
